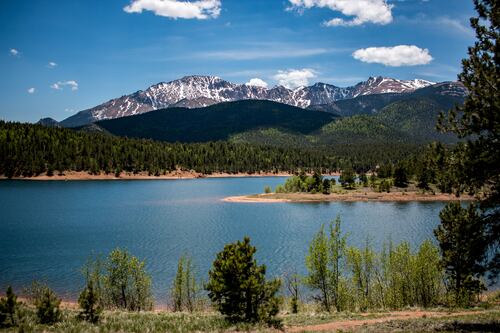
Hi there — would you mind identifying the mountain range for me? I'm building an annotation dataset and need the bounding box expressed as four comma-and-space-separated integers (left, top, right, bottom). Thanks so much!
57, 75, 438, 127
81, 82, 465, 147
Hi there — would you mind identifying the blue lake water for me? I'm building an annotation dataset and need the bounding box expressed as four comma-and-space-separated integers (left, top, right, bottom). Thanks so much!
0, 178, 445, 304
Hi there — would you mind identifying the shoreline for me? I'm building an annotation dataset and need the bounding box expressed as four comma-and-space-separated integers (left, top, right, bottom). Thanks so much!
223, 191, 473, 203
0, 170, 305, 181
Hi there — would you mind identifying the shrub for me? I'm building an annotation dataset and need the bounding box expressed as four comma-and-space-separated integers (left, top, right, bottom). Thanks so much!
206, 237, 281, 324
264, 186, 272, 194
378, 179, 392, 193
0, 286, 19, 328
78, 279, 102, 323
27, 282, 61, 325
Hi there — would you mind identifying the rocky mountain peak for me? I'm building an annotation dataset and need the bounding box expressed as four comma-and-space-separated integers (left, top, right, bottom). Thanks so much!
59, 75, 439, 128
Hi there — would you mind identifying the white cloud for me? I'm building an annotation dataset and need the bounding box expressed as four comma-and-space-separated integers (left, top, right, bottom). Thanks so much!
352, 45, 433, 67
9, 48, 19, 56
51, 80, 79, 91
288, 0, 393, 26
273, 69, 317, 89
27, 88, 35, 94
245, 78, 268, 88
124, 0, 221, 19
47, 62, 57, 68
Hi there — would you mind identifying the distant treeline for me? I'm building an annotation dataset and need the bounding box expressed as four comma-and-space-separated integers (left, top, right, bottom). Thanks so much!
0, 121, 422, 177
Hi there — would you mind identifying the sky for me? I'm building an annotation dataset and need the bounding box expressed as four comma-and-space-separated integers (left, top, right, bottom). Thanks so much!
0, 0, 476, 122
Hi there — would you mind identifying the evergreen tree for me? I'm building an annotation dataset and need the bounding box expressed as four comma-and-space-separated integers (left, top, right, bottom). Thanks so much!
393, 165, 408, 188
78, 280, 102, 323
434, 203, 487, 305
322, 178, 331, 194
437, 0, 500, 283
0, 286, 19, 328
32, 284, 61, 325
206, 237, 281, 324
339, 168, 356, 189
358, 172, 368, 187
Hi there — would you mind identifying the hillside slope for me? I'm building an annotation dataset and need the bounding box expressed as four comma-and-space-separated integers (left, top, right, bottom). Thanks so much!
93, 94, 458, 146
95, 100, 338, 143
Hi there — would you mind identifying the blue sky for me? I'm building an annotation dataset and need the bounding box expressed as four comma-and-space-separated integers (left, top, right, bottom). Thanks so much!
0, 0, 476, 122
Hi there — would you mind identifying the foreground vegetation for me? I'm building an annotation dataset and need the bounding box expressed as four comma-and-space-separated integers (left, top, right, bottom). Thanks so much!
1, 294, 499, 333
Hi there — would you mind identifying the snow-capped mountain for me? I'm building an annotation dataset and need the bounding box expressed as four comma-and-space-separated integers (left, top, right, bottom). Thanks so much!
60, 75, 436, 127
350, 77, 435, 97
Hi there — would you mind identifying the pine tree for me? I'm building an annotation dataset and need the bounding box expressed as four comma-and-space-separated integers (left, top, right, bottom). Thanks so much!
437, 0, 500, 283
393, 165, 408, 188
205, 237, 281, 324
33, 285, 61, 325
434, 203, 487, 305
339, 168, 355, 189
78, 280, 102, 323
0, 286, 19, 328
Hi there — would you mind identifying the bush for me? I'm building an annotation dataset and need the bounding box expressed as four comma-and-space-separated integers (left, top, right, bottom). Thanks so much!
378, 179, 392, 193
78, 279, 102, 323
0, 286, 19, 328
264, 186, 272, 194
206, 237, 281, 324
27, 282, 61, 325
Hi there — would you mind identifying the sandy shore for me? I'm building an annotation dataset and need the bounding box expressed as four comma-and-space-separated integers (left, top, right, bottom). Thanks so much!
223, 191, 473, 203
0, 170, 299, 181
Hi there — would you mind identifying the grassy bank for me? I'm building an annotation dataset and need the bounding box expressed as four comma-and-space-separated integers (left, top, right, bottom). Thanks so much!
1, 304, 498, 333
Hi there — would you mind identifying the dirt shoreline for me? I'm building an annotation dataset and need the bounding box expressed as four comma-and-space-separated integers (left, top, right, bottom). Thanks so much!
223, 191, 473, 203
0, 170, 305, 181
287, 309, 494, 332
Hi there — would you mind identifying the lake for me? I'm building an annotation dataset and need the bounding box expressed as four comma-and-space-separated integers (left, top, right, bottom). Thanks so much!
0, 177, 445, 304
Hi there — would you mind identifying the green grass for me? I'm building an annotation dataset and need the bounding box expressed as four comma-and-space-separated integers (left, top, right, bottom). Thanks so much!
3, 304, 498, 332
2, 308, 230, 333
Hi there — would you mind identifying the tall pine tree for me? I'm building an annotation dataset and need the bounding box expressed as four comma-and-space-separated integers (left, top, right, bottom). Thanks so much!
437, 0, 499, 283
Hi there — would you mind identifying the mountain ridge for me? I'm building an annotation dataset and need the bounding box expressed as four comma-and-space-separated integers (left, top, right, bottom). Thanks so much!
59, 75, 441, 128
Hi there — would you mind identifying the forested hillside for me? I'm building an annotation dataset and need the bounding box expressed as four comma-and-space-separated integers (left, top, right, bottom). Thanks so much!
95, 100, 337, 143
0, 121, 422, 178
